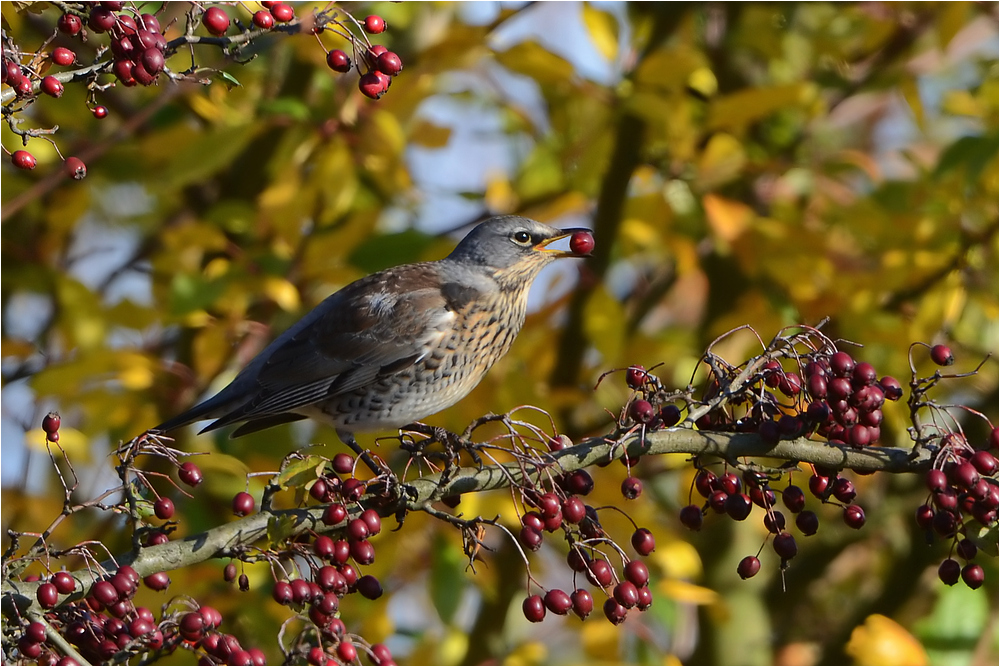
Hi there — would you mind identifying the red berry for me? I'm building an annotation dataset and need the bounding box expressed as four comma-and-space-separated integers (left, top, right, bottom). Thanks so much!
272, 581, 293, 605
830, 351, 855, 377
621, 476, 643, 500
51, 48, 76, 67
364, 15, 387, 33
376, 51, 403, 77
772, 531, 798, 559
629, 399, 654, 424
961, 563, 984, 589
89, 7, 116, 33
179, 611, 204, 641
12, 150, 36, 170
878, 376, 903, 400
930, 344, 954, 366
202, 7, 230, 36
725, 492, 753, 521
322, 503, 347, 526
569, 230, 595, 256
358, 71, 387, 99
938, 558, 961, 585
679, 504, 703, 530
42, 412, 61, 434
795, 510, 819, 536
782, 485, 806, 513
357, 574, 383, 599
347, 517, 369, 541
625, 365, 646, 389
350, 539, 375, 565
92, 105, 109, 119
971, 450, 998, 476
64, 157, 87, 180
624, 559, 650, 587
360, 508, 382, 535
153, 496, 174, 520
737, 555, 761, 579
314, 534, 336, 558
252, 10, 274, 29
53, 571, 75, 594
58, 13, 83, 35
140, 48, 165, 75
571, 588, 593, 619
603, 598, 628, 625
232, 491, 255, 516
332, 452, 354, 474
543, 588, 572, 615
178, 462, 203, 487
585, 559, 614, 588
36, 582, 59, 608
613, 580, 639, 608
140, 13, 160, 32
270, 3, 294, 22
143, 571, 170, 590
843, 504, 866, 529
522, 594, 545, 622
91, 579, 119, 606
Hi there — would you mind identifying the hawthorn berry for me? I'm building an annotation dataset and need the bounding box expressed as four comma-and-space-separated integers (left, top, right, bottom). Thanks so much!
153, 497, 174, 520
12, 150, 36, 170
376, 51, 403, 76
621, 476, 643, 499
89, 6, 117, 33
64, 157, 87, 180
938, 558, 961, 585
569, 230, 595, 255
232, 491, 255, 516
178, 462, 203, 487
737, 555, 761, 579
571, 588, 594, 619
202, 7, 230, 36
327, 49, 351, 73
543, 588, 572, 615
795, 510, 819, 536
603, 598, 627, 625
270, 3, 295, 22
92, 105, 109, 119
930, 344, 954, 366
58, 13, 83, 35
522, 594, 546, 622
364, 15, 387, 33
252, 10, 274, 29
36, 582, 59, 608
357, 574, 383, 599
843, 504, 866, 529
679, 504, 703, 530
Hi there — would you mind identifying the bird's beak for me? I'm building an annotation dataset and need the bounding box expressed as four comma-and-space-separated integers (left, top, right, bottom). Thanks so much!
534, 228, 593, 257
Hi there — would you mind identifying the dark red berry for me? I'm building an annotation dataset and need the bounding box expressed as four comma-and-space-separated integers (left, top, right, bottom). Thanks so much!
956, 538, 978, 561
543, 588, 572, 615
631, 527, 655, 555
782, 485, 806, 513
695, 469, 716, 498
64, 157, 87, 180
89, 7, 116, 33
178, 462, 203, 487
625, 365, 646, 389
971, 450, 997, 476
91, 580, 119, 606
763, 510, 786, 533
951, 461, 980, 490
932, 510, 957, 537
252, 10, 274, 29
629, 399, 654, 424
832, 477, 856, 503
725, 493, 753, 521
830, 351, 855, 377
232, 491, 255, 516
585, 559, 614, 588
930, 344, 954, 366
52, 571, 75, 595
570, 230, 595, 256
621, 476, 643, 499
360, 508, 382, 535
272, 581, 293, 605
12, 150, 36, 170
270, 3, 294, 22
843, 504, 866, 529
914, 504, 934, 529
326, 49, 351, 73
961, 563, 984, 589
522, 594, 545, 622
332, 452, 354, 474
376, 51, 403, 77
59, 13, 83, 35
679, 504, 703, 530
613, 581, 639, 608
364, 15, 387, 33
179, 611, 204, 640
773, 531, 797, 559
357, 574, 383, 599
778, 372, 802, 397
938, 558, 961, 585
624, 559, 650, 587
603, 598, 627, 625
350, 539, 375, 565
795, 510, 819, 536
153, 497, 174, 520
758, 419, 780, 445
322, 503, 347, 526
571, 588, 593, 619
660, 404, 681, 426
737, 555, 760, 580
37, 582, 59, 608
202, 7, 230, 35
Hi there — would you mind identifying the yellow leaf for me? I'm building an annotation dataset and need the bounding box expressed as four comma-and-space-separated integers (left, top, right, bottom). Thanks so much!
504, 641, 547, 666
484, 174, 518, 214
496, 41, 575, 86
263, 276, 301, 312
703, 193, 754, 245
652, 539, 703, 580
582, 3, 619, 62
658, 578, 718, 605
900, 77, 925, 131
846, 614, 927, 666
707, 84, 814, 132
582, 620, 621, 661
697, 133, 747, 190
688, 66, 718, 98
408, 120, 452, 148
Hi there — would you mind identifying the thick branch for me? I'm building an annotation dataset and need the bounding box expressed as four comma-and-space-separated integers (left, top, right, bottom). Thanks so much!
1, 429, 930, 619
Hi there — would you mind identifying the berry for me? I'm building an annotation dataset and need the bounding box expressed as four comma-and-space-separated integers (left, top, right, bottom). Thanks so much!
561, 496, 587, 524
252, 10, 274, 29
371, 644, 393, 665
37, 582, 59, 608
140, 48, 165, 75
53, 571, 76, 594
364, 15, 387, 33
272, 581, 293, 605
695, 469, 717, 498
808, 474, 830, 498
932, 510, 957, 537
956, 538, 978, 561
796, 510, 819, 536
737, 555, 761, 579
758, 419, 780, 445
782, 485, 806, 513
64, 157, 87, 180
270, 3, 294, 22
570, 230, 595, 255
153, 497, 174, 520
350, 539, 375, 565
778, 372, 802, 397
930, 344, 954, 366
571, 588, 593, 619
522, 594, 545, 622
624, 559, 650, 587
178, 462, 203, 487
613, 581, 639, 608
832, 477, 856, 503
58, 13, 83, 35
42, 412, 61, 434
543, 588, 572, 615
332, 452, 354, 474
725, 493, 753, 521
326, 49, 351, 73
51, 48, 76, 67
961, 563, 984, 589
851, 362, 877, 387
26, 621, 47, 644
971, 450, 997, 476
806, 374, 828, 399
830, 351, 855, 377
660, 404, 681, 426
232, 491, 255, 516
360, 508, 382, 535
603, 598, 627, 625
843, 504, 866, 529
12, 150, 36, 170
914, 504, 934, 529
631, 527, 655, 555
322, 503, 347, 526
763, 510, 786, 533
585, 559, 614, 588
202, 7, 230, 35
92, 580, 119, 606
621, 476, 643, 499
314, 534, 336, 558
625, 365, 646, 389
357, 574, 383, 599
376, 51, 403, 77
938, 558, 961, 585
18, 638, 41, 659
564, 469, 594, 496
926, 469, 948, 493
140, 13, 161, 32
629, 399, 654, 424
951, 462, 980, 490
679, 504, 703, 530
89, 7, 116, 33
773, 531, 798, 559
878, 376, 903, 400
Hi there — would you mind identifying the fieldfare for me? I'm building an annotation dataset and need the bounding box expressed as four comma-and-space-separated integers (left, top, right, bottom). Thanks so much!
155, 216, 592, 457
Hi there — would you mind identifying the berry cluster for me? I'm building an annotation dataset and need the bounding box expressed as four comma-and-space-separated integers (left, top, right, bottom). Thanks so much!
3, 3, 405, 179
322, 14, 403, 100
514, 461, 658, 626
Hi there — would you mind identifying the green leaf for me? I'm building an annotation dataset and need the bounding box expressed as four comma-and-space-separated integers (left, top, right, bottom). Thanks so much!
274, 455, 326, 491
217, 70, 242, 89
430, 533, 464, 625
266, 514, 297, 549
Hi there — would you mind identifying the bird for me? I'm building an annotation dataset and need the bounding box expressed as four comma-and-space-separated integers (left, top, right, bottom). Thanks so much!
154, 216, 592, 459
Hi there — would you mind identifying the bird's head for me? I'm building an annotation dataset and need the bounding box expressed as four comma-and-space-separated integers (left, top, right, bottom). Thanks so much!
447, 216, 592, 282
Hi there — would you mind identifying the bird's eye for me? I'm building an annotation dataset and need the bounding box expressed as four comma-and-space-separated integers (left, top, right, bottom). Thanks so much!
512, 231, 532, 245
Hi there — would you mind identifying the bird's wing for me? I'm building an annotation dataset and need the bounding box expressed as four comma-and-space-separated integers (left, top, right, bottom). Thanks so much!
189, 263, 472, 431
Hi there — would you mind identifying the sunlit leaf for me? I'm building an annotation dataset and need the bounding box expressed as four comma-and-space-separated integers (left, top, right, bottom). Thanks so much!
496, 41, 575, 85
582, 3, 619, 62
847, 614, 927, 666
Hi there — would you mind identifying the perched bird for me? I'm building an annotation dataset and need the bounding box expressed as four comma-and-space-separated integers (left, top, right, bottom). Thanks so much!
155, 216, 592, 457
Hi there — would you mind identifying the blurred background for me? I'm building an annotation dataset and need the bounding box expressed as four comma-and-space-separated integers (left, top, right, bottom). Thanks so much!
2, 2, 997, 664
